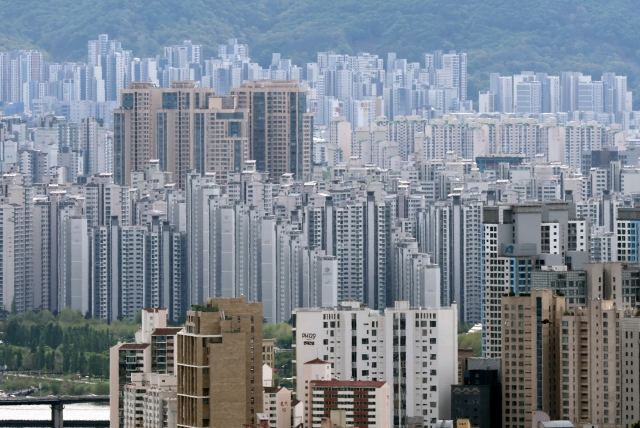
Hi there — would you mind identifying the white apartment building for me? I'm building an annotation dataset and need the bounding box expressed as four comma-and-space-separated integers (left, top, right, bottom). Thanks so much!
420, 194, 482, 322
122, 372, 177, 428
293, 301, 458, 428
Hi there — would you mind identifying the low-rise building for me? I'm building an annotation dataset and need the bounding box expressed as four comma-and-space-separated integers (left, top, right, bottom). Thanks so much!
263, 385, 291, 428
309, 379, 390, 428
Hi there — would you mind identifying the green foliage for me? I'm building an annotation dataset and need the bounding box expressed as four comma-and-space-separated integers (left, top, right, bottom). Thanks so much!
457, 322, 474, 335
458, 331, 482, 357
0, 309, 137, 377
0, 376, 109, 396
630, 421, 640, 428
263, 323, 293, 349
93, 381, 109, 395
0, 0, 640, 107
263, 323, 293, 386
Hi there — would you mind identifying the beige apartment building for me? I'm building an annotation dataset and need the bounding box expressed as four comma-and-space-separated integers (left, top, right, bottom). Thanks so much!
262, 338, 275, 369
501, 290, 640, 428
177, 296, 263, 427
232, 80, 313, 183
559, 300, 640, 427
262, 385, 291, 428
501, 290, 564, 428
113, 82, 249, 188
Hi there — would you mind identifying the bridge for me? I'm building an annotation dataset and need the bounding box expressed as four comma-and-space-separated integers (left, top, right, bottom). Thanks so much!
0, 395, 109, 427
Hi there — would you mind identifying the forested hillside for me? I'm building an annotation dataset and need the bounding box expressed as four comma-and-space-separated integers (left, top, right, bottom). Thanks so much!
0, 0, 639, 102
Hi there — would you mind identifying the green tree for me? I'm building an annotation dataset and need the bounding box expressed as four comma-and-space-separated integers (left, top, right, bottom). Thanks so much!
263, 323, 293, 349
49, 381, 61, 395
45, 349, 56, 371
457, 322, 474, 335
15, 350, 22, 369
93, 382, 109, 395
458, 331, 482, 357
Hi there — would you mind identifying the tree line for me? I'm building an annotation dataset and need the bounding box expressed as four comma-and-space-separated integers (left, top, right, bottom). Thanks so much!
0, 308, 138, 377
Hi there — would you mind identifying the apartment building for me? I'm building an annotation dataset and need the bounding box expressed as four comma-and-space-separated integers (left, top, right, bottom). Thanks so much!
501, 290, 564, 428
421, 193, 482, 322
262, 338, 275, 369
616, 207, 640, 262
309, 380, 391, 428
481, 202, 590, 358
262, 385, 291, 428
122, 372, 177, 428
529, 262, 640, 311
293, 301, 457, 428
177, 296, 263, 427
110, 308, 180, 428
114, 82, 249, 188
232, 80, 313, 182
500, 290, 640, 427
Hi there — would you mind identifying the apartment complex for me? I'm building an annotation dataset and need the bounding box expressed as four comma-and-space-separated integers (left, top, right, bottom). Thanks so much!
110, 308, 182, 428
530, 262, 640, 310
122, 372, 178, 428
177, 296, 263, 427
500, 290, 640, 428
113, 82, 249, 188
232, 80, 313, 182
293, 301, 458, 428
421, 193, 482, 321
481, 202, 590, 358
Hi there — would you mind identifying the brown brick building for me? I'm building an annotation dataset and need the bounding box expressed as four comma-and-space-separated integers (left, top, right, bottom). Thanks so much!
232, 80, 313, 183
308, 380, 390, 428
177, 296, 263, 427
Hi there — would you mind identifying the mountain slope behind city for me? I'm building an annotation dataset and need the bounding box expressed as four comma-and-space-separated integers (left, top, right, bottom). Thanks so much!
1, 0, 639, 100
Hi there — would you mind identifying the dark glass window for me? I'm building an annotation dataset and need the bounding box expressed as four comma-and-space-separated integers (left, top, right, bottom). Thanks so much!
162, 93, 178, 109
228, 121, 241, 137
122, 93, 134, 110
218, 112, 244, 120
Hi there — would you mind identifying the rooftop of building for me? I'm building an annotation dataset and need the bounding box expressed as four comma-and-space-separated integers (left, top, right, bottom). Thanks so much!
151, 328, 183, 336
309, 379, 386, 388
119, 343, 150, 350
304, 358, 329, 365
143, 307, 167, 313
